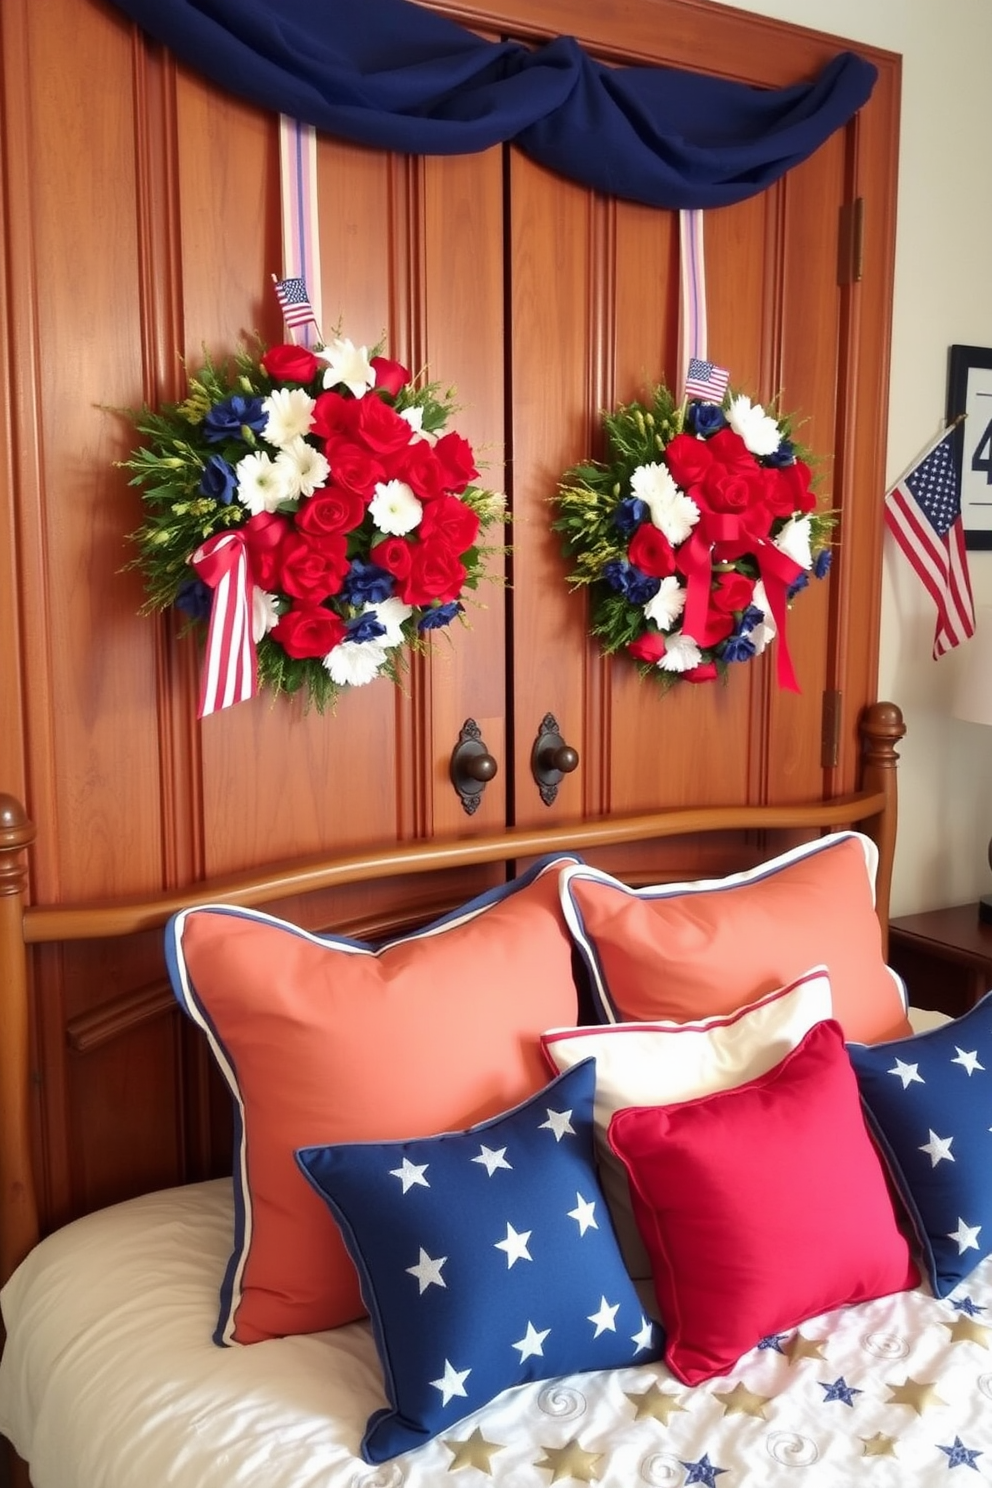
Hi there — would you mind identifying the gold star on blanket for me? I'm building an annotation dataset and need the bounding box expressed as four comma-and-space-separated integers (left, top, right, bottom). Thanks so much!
785, 1332, 827, 1365
941, 1315, 992, 1349
713, 1382, 771, 1418
535, 1439, 603, 1483
443, 1426, 505, 1473
885, 1377, 948, 1414
624, 1382, 687, 1424
861, 1432, 898, 1458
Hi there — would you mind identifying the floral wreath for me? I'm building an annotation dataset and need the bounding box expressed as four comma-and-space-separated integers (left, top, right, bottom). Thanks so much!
553, 381, 833, 691
122, 332, 503, 715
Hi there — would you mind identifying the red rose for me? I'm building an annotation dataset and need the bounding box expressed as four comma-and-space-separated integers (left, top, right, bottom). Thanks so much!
627, 631, 666, 665
370, 535, 414, 579
356, 394, 414, 456
764, 460, 815, 517
243, 511, 292, 590
628, 523, 676, 579
699, 465, 767, 518
261, 344, 319, 383
682, 661, 720, 683
370, 356, 410, 398
710, 570, 755, 616
689, 606, 735, 648
664, 428, 751, 492
418, 494, 480, 553
270, 604, 346, 660
396, 439, 445, 502
397, 539, 467, 606
295, 486, 366, 539
311, 391, 359, 441
433, 431, 479, 493
323, 436, 384, 500
276, 531, 350, 601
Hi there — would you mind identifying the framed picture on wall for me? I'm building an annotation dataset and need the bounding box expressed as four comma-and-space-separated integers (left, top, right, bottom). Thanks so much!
948, 344, 992, 549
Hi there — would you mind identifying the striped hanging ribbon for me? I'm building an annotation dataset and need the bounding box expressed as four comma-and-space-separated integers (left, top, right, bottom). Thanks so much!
191, 532, 258, 718
677, 208, 707, 398
278, 115, 323, 346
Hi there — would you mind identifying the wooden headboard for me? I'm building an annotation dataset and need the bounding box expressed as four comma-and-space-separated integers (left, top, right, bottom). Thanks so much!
0, 700, 904, 1292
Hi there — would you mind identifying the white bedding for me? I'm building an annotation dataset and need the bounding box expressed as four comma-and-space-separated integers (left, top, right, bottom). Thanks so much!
3, 1161, 992, 1488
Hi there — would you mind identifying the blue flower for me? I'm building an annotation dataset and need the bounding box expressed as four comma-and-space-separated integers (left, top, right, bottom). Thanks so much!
614, 497, 648, 537
787, 571, 810, 601
686, 402, 727, 438
737, 604, 764, 636
603, 559, 660, 605
341, 559, 394, 606
764, 438, 796, 467
198, 453, 237, 505
722, 633, 756, 663
347, 613, 388, 644
418, 601, 462, 631
814, 548, 832, 580
202, 394, 267, 445
174, 578, 213, 622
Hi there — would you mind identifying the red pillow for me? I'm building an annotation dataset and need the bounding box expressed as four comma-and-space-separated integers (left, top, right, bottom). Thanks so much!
608, 1019, 918, 1385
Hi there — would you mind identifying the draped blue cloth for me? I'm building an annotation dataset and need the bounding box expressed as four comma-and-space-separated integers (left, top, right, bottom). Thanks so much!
106, 0, 877, 209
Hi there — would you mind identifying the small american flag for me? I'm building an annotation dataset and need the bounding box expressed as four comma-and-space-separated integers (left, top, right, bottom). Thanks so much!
884, 423, 975, 657
684, 357, 730, 403
273, 275, 319, 332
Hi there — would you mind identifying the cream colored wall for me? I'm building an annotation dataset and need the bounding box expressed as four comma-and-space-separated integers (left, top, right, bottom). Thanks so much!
715, 0, 992, 914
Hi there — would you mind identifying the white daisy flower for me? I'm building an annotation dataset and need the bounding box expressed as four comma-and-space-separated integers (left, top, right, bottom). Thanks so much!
235, 451, 294, 515
370, 478, 423, 536
774, 514, 814, 570
658, 631, 702, 673
749, 580, 776, 654
726, 394, 782, 457
274, 437, 330, 501
252, 589, 280, 644
261, 387, 315, 448
323, 640, 388, 687
643, 576, 686, 632
318, 336, 376, 399
365, 597, 413, 648
630, 462, 700, 545
398, 406, 437, 444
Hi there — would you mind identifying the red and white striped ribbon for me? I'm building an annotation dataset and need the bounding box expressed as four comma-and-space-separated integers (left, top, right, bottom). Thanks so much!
278, 115, 323, 347
677, 208, 707, 399
190, 532, 258, 718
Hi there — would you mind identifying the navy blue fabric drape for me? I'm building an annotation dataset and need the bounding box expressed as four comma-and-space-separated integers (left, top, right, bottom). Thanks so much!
106, 0, 877, 209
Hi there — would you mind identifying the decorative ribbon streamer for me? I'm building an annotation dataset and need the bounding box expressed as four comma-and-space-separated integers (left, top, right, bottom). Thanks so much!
190, 532, 258, 717
278, 115, 323, 346
677, 208, 707, 399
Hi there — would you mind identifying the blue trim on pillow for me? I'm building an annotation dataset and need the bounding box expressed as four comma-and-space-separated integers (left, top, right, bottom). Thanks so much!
297, 1058, 661, 1462
163, 850, 584, 1346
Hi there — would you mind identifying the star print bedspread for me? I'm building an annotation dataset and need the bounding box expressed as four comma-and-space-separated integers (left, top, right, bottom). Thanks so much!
2, 1179, 991, 1487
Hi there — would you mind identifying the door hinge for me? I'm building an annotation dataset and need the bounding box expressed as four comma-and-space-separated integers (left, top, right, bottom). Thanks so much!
837, 198, 864, 285
821, 689, 842, 770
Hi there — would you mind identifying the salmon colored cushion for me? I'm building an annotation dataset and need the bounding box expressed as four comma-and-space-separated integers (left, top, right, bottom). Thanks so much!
560, 831, 911, 1045
165, 854, 582, 1345
608, 1019, 919, 1385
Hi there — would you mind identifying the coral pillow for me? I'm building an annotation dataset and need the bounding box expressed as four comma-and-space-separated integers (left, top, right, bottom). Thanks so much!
608, 1019, 918, 1385
560, 831, 911, 1044
541, 967, 833, 1280
165, 854, 583, 1344
849, 990, 992, 1297
297, 1059, 661, 1463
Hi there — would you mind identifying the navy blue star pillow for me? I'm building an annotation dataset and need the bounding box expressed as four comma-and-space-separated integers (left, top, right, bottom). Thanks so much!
848, 991, 992, 1297
296, 1058, 661, 1463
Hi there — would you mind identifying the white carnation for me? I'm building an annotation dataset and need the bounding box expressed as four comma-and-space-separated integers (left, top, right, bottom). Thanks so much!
726, 394, 782, 457
630, 462, 700, 546
658, 632, 702, 673
274, 437, 330, 501
774, 515, 814, 570
749, 580, 776, 654
370, 479, 422, 536
365, 597, 413, 648
261, 387, 315, 447
251, 588, 280, 644
323, 640, 388, 687
643, 576, 686, 632
235, 451, 294, 515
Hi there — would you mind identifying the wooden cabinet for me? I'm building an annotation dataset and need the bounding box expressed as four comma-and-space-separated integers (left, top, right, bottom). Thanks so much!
0, 0, 901, 1229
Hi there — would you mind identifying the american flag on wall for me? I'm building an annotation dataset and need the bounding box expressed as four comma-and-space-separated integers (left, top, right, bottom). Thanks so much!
684, 357, 730, 403
884, 423, 975, 657
273, 275, 319, 332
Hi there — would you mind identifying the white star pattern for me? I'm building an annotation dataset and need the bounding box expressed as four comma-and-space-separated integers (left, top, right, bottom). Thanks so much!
567, 1192, 598, 1235
889, 1058, 924, 1088
952, 1046, 984, 1075
390, 1158, 430, 1193
919, 1129, 955, 1166
632, 1316, 655, 1353
406, 1247, 447, 1293
539, 1106, 575, 1142
949, 1218, 982, 1254
472, 1144, 512, 1176
588, 1296, 620, 1336
494, 1222, 533, 1267
512, 1322, 551, 1360
429, 1359, 471, 1405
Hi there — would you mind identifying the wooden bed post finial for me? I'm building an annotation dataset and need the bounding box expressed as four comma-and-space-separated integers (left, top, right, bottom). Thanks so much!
0, 793, 40, 1286
859, 702, 905, 952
